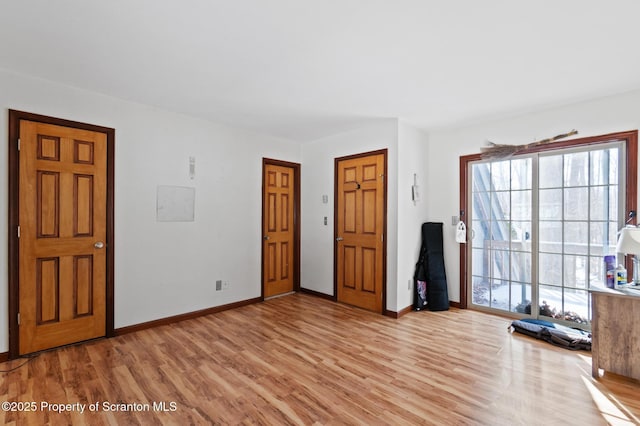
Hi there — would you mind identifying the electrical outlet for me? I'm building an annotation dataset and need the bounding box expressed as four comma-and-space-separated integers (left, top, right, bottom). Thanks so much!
215, 280, 222, 291
222, 281, 229, 290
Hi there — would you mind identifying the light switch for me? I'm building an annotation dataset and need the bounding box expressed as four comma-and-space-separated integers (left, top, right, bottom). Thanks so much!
189, 156, 196, 179
322, 195, 328, 204
324, 216, 328, 226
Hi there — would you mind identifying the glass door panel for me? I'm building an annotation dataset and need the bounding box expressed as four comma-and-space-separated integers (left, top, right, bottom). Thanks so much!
470, 157, 533, 314
537, 147, 619, 325
468, 143, 623, 327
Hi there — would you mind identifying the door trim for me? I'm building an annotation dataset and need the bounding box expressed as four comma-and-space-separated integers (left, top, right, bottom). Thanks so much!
261, 158, 301, 299
333, 149, 388, 314
8, 109, 115, 359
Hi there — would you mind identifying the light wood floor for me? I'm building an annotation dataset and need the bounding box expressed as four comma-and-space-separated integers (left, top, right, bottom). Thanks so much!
1, 294, 639, 425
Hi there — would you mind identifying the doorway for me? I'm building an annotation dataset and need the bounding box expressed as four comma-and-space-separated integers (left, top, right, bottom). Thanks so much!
261, 158, 300, 298
459, 132, 637, 328
8, 110, 115, 358
335, 150, 387, 313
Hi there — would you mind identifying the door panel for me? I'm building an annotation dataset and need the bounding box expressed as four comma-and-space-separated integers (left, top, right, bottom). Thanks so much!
336, 152, 385, 312
263, 163, 295, 297
19, 120, 107, 355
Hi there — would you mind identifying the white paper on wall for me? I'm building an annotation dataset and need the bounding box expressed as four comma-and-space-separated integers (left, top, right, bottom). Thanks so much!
157, 185, 195, 222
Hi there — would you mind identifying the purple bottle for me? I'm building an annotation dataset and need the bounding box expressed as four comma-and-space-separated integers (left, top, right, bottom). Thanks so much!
604, 255, 616, 289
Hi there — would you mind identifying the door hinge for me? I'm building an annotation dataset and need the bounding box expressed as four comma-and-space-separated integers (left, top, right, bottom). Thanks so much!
17, 138, 21, 151
17, 313, 20, 325
17, 226, 21, 238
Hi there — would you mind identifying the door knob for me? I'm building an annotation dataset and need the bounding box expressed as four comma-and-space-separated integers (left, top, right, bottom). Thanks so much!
94, 241, 105, 249
264, 236, 270, 240
336, 237, 344, 242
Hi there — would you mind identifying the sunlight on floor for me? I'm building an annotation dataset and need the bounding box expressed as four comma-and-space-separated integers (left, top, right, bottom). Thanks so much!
582, 376, 639, 426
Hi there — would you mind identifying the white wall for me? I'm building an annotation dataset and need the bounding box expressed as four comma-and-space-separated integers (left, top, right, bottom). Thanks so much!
300, 119, 399, 310
397, 121, 429, 310
427, 89, 640, 303
0, 69, 301, 352
5, 69, 640, 355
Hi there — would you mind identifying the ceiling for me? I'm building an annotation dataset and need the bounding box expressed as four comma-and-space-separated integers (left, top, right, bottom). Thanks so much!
2, 1, 640, 142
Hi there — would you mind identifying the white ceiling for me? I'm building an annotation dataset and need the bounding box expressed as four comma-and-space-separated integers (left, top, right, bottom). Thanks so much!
2, 1, 640, 142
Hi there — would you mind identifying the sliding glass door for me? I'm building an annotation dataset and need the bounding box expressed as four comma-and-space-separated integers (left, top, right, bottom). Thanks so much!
468, 142, 624, 326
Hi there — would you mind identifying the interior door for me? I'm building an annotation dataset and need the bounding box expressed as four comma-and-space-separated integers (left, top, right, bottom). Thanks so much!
18, 120, 107, 355
263, 163, 295, 298
336, 151, 386, 313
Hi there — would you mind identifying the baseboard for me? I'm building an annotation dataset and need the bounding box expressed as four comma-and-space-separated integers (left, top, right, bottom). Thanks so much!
114, 297, 262, 336
450, 301, 463, 309
300, 287, 336, 301
0, 352, 8, 363
397, 305, 414, 317
384, 304, 414, 319
383, 309, 398, 318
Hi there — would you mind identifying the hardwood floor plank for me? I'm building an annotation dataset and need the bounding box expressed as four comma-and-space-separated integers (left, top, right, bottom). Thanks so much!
2, 293, 639, 425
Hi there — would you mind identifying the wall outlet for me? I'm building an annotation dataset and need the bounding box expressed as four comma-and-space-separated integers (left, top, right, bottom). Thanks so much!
215, 280, 222, 291
223, 281, 229, 290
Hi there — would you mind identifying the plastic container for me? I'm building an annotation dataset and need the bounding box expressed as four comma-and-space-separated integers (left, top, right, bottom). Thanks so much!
616, 264, 628, 287
604, 255, 616, 289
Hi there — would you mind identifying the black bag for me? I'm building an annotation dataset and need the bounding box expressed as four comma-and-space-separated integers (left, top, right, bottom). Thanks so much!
510, 319, 591, 351
413, 222, 449, 311
422, 222, 449, 311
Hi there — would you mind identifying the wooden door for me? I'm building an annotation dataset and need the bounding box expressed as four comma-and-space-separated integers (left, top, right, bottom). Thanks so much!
263, 163, 296, 298
336, 151, 386, 313
18, 120, 107, 355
